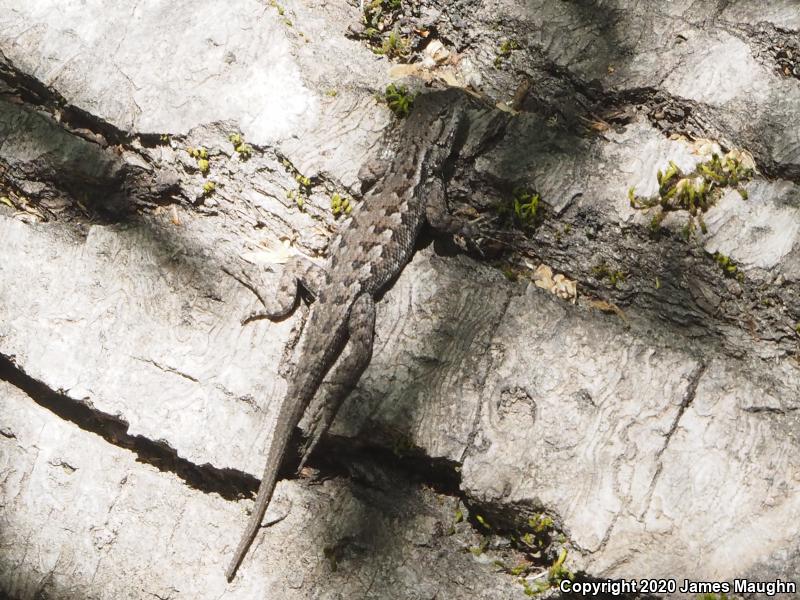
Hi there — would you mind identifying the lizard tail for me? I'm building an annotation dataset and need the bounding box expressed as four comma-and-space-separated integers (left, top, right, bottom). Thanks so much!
226, 305, 350, 581
225, 388, 305, 582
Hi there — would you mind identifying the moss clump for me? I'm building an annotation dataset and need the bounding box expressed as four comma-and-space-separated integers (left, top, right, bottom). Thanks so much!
500, 265, 520, 281
469, 539, 488, 556
377, 28, 410, 59
497, 188, 542, 230
713, 252, 743, 281
494, 38, 520, 67
546, 548, 572, 588
294, 173, 311, 187
363, 0, 403, 32
187, 146, 211, 175
268, 0, 292, 26
517, 548, 573, 596
360, 0, 410, 59
629, 149, 755, 239
528, 514, 554, 534
382, 83, 415, 118
592, 261, 626, 288
513, 514, 573, 597
364, 0, 400, 23
202, 181, 216, 195
282, 158, 313, 211
229, 133, 253, 160
187, 146, 208, 160
330, 193, 352, 218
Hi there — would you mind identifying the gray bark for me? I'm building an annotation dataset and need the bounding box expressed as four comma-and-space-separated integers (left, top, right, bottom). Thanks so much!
1, 1, 799, 598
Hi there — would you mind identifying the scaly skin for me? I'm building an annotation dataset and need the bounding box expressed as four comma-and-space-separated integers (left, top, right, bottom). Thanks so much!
225, 88, 506, 581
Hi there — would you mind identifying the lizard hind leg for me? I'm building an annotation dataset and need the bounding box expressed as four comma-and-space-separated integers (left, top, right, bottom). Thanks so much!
297, 293, 376, 471
226, 255, 328, 323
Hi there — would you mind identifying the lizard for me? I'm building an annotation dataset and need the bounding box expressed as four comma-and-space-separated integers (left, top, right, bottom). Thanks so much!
224, 86, 508, 582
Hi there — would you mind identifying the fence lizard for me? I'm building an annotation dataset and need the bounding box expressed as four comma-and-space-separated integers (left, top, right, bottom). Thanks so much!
225, 87, 507, 581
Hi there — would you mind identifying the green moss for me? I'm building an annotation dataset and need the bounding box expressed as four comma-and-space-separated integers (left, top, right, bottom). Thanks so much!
592, 261, 626, 288
382, 83, 416, 118
268, 0, 292, 26
330, 193, 352, 218
547, 548, 572, 586
496, 512, 574, 596
282, 159, 314, 211
187, 146, 211, 174
713, 252, 743, 281
501, 265, 519, 281
187, 146, 208, 160
475, 514, 491, 530
377, 28, 410, 59
521, 579, 536, 596
362, 0, 406, 56
494, 38, 520, 67
229, 133, 253, 160
202, 181, 216, 195
287, 190, 305, 211
527, 514, 554, 533
517, 548, 573, 596
496, 188, 542, 230
469, 538, 488, 556
513, 190, 540, 226
363, 0, 403, 28
629, 150, 754, 238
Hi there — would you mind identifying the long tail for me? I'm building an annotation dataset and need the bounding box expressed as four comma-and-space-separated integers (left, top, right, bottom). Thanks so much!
225, 385, 305, 581
226, 305, 350, 581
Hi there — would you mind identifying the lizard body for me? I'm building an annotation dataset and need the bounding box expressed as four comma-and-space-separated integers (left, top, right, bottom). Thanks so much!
225, 88, 505, 581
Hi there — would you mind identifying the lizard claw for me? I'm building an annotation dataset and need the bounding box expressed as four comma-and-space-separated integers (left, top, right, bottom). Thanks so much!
454, 215, 496, 257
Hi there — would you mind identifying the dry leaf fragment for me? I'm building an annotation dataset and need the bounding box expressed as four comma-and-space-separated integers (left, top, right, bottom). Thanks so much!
533, 264, 577, 303
586, 298, 629, 325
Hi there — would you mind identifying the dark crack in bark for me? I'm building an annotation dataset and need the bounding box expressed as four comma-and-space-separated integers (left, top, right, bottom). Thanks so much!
640, 362, 707, 519
0, 353, 260, 501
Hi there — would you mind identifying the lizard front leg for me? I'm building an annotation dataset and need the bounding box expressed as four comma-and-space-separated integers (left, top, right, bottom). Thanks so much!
297, 293, 376, 471
224, 255, 327, 322
423, 176, 485, 253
